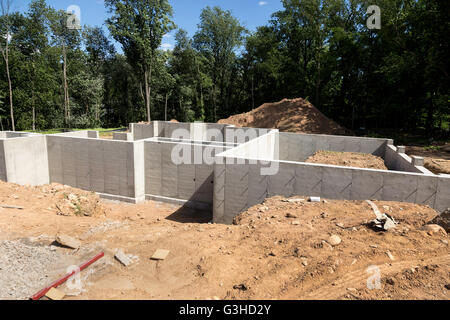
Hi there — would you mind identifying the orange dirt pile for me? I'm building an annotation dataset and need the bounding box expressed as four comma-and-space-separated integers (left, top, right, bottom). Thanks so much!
406, 146, 450, 175
1, 179, 448, 300
306, 151, 388, 170
219, 98, 350, 135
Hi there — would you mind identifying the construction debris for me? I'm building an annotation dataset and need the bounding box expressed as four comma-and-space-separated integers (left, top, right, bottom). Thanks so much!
45, 288, 65, 300
115, 249, 132, 267
366, 200, 398, 231
0, 204, 24, 210
56, 234, 81, 250
151, 249, 170, 261
309, 197, 321, 203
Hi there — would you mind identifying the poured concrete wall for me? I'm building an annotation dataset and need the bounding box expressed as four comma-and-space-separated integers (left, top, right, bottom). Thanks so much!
278, 132, 393, 162
1, 135, 49, 186
47, 135, 144, 202
145, 139, 232, 207
384, 145, 433, 174
131, 123, 156, 141
113, 132, 132, 141
0, 140, 6, 181
214, 157, 449, 224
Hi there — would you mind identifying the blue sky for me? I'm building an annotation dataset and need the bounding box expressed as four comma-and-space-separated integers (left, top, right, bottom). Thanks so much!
12, 0, 284, 52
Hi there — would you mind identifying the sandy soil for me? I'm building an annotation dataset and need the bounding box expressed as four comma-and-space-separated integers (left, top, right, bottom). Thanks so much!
219, 98, 351, 135
406, 146, 450, 175
0, 181, 448, 300
305, 151, 388, 170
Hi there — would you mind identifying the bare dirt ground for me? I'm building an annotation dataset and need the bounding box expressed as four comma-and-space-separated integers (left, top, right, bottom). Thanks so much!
0, 181, 448, 300
219, 98, 351, 135
305, 151, 388, 170
406, 146, 450, 175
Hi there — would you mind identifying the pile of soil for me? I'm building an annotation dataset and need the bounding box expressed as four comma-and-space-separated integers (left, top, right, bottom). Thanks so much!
0, 182, 105, 218
305, 151, 388, 170
0, 181, 448, 300
40, 184, 106, 217
219, 98, 350, 135
406, 146, 450, 175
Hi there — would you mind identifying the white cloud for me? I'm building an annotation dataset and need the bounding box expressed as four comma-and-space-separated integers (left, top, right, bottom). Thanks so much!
163, 34, 172, 38
258, 1, 268, 5
160, 43, 173, 51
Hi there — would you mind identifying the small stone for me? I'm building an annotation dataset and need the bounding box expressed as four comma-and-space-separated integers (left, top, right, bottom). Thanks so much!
309, 197, 321, 203
370, 244, 378, 248
292, 221, 300, 225
286, 213, 298, 218
386, 251, 395, 261
441, 239, 448, 245
422, 224, 447, 235
346, 288, 357, 292
321, 212, 328, 219
444, 284, 450, 290
301, 259, 308, 266
336, 223, 344, 228
56, 234, 81, 249
328, 235, 342, 246
386, 278, 395, 285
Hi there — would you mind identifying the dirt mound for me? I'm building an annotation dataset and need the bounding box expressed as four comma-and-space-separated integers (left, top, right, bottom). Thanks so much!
305, 151, 388, 170
219, 98, 349, 135
0, 179, 448, 300
37, 184, 105, 217
231, 196, 449, 300
406, 146, 450, 175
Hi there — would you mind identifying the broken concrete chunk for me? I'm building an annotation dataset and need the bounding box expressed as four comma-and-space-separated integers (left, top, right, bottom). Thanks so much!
56, 234, 81, 249
115, 249, 132, 266
45, 288, 65, 300
309, 197, 321, 203
151, 249, 170, 261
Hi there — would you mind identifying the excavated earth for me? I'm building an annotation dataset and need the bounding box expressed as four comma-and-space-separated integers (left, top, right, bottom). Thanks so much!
0, 181, 448, 300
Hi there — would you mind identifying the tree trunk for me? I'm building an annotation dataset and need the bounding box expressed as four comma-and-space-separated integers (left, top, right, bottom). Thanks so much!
32, 83, 36, 131
251, 73, 255, 110
3, 36, 14, 131
165, 93, 168, 121
63, 45, 69, 127
144, 66, 152, 122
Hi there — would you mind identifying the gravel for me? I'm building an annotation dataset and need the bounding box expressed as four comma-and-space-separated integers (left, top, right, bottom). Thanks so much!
0, 240, 77, 300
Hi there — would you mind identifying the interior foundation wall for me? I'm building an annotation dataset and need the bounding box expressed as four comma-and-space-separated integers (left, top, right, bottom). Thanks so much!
47, 135, 144, 202
214, 156, 450, 224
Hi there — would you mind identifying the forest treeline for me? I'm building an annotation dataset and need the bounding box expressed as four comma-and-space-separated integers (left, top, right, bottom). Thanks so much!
0, 0, 448, 135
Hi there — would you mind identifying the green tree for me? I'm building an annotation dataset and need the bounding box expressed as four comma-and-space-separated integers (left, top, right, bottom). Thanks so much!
194, 6, 246, 121
105, 0, 175, 122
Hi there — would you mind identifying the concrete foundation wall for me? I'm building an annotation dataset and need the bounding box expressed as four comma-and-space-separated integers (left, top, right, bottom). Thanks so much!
278, 132, 393, 162
214, 157, 449, 224
384, 145, 432, 174
145, 139, 232, 207
113, 132, 132, 141
0, 140, 6, 181
2, 135, 49, 186
47, 135, 144, 201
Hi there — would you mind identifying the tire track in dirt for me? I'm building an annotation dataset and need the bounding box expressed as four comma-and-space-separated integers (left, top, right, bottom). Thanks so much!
293, 254, 450, 300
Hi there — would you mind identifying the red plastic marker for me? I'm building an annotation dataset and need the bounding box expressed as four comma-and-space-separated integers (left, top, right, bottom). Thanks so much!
31, 252, 104, 300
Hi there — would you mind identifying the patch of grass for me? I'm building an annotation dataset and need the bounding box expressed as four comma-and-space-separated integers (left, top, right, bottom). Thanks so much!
24, 127, 127, 136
